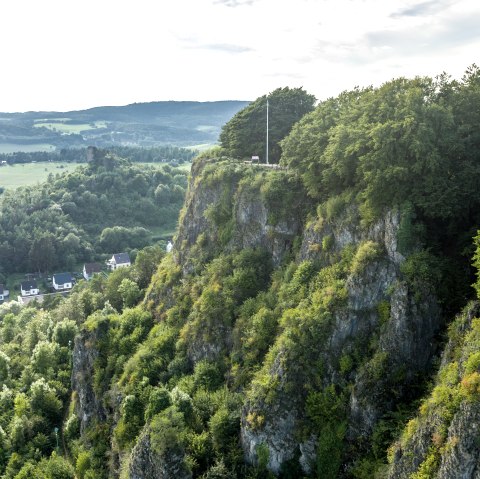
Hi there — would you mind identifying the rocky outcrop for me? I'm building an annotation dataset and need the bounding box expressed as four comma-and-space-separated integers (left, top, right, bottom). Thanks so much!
241, 207, 442, 474
300, 208, 404, 266
388, 302, 480, 479
72, 324, 108, 434
231, 182, 302, 266
174, 159, 304, 271
129, 427, 191, 479
437, 402, 480, 479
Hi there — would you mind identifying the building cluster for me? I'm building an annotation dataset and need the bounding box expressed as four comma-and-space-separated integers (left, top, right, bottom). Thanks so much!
0, 253, 131, 305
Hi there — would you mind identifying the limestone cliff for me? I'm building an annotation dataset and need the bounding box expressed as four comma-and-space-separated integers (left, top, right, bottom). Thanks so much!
388, 302, 480, 479
240, 207, 441, 475
71, 157, 479, 479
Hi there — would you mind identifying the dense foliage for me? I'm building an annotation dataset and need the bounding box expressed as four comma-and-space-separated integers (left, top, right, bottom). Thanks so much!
0, 145, 195, 165
0, 247, 163, 478
0, 152, 187, 278
219, 87, 316, 163
2, 67, 480, 479
281, 67, 480, 223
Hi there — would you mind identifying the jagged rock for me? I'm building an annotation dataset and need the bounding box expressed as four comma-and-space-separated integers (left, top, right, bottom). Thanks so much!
437, 402, 480, 479
129, 427, 191, 479
388, 303, 480, 479
241, 206, 442, 474
175, 159, 303, 271
72, 325, 107, 434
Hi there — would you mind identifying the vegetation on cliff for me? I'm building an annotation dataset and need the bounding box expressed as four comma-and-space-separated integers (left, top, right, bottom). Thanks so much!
1, 66, 480, 479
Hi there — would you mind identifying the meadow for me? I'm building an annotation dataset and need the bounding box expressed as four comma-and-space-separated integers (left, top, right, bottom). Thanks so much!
0, 143, 56, 154
33, 119, 107, 134
0, 161, 82, 189
0, 161, 191, 190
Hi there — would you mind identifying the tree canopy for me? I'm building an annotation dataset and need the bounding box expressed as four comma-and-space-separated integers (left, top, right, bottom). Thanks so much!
0, 154, 187, 276
219, 87, 316, 163
281, 66, 480, 223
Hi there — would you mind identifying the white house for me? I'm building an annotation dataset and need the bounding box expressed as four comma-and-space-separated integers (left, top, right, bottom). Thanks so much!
83, 263, 102, 280
0, 284, 9, 302
166, 241, 173, 253
20, 280, 39, 297
106, 253, 131, 271
52, 273, 74, 291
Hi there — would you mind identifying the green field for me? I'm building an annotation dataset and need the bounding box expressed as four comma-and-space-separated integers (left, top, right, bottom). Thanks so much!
186, 143, 215, 151
0, 162, 82, 189
33, 120, 107, 134
0, 143, 56, 154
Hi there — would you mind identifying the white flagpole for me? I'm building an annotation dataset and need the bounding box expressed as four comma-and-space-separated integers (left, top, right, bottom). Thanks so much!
266, 97, 269, 165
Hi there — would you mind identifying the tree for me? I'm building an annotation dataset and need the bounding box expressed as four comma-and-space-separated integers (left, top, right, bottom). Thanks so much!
29, 233, 56, 272
220, 87, 316, 163
134, 245, 165, 289
118, 279, 142, 308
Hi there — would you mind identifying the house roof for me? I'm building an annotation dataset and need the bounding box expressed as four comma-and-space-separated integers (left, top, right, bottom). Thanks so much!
53, 272, 73, 284
84, 262, 102, 275
21, 280, 37, 290
113, 253, 131, 264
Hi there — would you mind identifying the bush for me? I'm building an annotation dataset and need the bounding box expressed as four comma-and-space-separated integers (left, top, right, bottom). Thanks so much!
209, 407, 240, 453
350, 241, 382, 276
145, 387, 171, 422
150, 406, 186, 455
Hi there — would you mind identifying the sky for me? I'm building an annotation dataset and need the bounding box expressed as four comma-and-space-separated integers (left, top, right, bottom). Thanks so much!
1, 0, 479, 112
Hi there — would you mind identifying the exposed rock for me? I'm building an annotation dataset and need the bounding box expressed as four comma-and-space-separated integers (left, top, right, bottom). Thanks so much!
437, 402, 480, 479
388, 302, 480, 479
174, 159, 304, 272
129, 427, 191, 479
71, 324, 107, 434
232, 184, 302, 267
242, 206, 442, 474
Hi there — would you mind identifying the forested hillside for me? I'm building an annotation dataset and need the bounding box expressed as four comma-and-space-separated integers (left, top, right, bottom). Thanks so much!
0, 145, 196, 166
1, 67, 480, 479
0, 148, 187, 278
0, 101, 249, 151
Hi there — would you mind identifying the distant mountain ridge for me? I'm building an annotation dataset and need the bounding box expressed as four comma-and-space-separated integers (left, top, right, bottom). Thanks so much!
0, 100, 250, 151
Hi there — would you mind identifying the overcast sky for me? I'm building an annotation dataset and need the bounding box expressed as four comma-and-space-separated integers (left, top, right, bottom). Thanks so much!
1, 0, 479, 112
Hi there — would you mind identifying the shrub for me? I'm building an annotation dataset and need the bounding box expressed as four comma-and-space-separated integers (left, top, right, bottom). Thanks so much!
350, 241, 382, 276
150, 406, 186, 455
145, 387, 171, 422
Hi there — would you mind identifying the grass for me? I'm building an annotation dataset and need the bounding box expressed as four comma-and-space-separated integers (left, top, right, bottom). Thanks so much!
0, 162, 82, 189
0, 143, 56, 154
148, 225, 177, 241
33, 120, 107, 134
186, 143, 215, 151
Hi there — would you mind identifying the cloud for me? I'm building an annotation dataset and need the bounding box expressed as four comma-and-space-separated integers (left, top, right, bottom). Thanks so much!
199, 43, 254, 53
303, 9, 480, 66
366, 11, 480, 53
177, 35, 254, 54
214, 0, 256, 7
390, 0, 453, 18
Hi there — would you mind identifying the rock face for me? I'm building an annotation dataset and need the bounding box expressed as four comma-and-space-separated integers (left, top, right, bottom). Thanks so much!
241, 207, 442, 474
437, 402, 480, 479
72, 324, 107, 434
129, 427, 191, 479
175, 159, 304, 271
388, 302, 480, 479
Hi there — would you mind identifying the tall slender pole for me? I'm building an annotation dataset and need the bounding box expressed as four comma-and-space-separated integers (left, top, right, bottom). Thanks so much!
266, 98, 269, 165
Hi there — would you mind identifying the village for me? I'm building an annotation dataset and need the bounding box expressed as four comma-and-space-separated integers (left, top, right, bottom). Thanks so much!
0, 251, 133, 305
